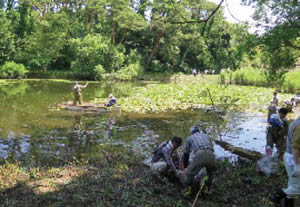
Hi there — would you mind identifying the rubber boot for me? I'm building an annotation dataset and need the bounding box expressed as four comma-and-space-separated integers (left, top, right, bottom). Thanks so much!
270, 189, 287, 206
284, 198, 294, 207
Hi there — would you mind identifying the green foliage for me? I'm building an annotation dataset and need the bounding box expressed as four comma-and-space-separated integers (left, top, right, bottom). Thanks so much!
232, 67, 267, 86
0, 61, 28, 78
115, 63, 142, 80
117, 76, 291, 113
15, 11, 68, 71
70, 34, 125, 77
1, 0, 297, 78
0, 11, 16, 65
220, 67, 300, 93
282, 71, 300, 93
93, 64, 107, 80
240, 0, 300, 76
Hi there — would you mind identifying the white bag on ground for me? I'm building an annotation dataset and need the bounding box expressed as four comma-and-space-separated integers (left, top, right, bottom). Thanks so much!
256, 154, 279, 176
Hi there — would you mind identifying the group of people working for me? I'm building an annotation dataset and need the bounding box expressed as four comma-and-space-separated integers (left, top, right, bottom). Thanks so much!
71, 81, 116, 107
259, 91, 300, 206
266, 91, 299, 158
150, 90, 300, 206
150, 125, 216, 196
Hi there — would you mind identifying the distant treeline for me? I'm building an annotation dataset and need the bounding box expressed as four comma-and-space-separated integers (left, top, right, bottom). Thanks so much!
0, 0, 299, 80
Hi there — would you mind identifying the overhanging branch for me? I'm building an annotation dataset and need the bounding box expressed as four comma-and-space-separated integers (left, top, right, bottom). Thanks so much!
170, 0, 224, 24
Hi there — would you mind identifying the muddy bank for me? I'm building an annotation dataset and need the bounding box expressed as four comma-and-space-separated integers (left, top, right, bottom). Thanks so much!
0, 145, 288, 207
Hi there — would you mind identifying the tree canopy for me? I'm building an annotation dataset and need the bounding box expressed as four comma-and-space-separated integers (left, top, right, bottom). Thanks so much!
0, 0, 298, 80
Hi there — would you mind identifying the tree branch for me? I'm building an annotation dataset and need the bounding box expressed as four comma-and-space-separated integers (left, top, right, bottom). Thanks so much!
170, 0, 224, 24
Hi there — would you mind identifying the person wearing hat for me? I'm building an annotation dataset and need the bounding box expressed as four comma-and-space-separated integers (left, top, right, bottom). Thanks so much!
72, 81, 88, 105
180, 125, 216, 192
104, 94, 117, 107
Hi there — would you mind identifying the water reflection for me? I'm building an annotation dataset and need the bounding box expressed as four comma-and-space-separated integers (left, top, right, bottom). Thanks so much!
0, 81, 269, 166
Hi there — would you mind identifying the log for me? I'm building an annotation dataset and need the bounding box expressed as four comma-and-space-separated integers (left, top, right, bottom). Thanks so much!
215, 140, 263, 161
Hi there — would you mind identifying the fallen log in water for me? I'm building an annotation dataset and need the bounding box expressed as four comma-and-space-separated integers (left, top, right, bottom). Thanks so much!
215, 140, 263, 161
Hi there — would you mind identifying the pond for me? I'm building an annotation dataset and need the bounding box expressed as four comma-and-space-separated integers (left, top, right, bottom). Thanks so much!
0, 80, 268, 166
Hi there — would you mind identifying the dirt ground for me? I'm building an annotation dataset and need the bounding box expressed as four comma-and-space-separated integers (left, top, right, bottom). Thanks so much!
0, 146, 290, 207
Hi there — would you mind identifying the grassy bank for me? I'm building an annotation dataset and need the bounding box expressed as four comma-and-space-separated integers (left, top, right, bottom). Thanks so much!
221, 68, 300, 93
0, 145, 288, 207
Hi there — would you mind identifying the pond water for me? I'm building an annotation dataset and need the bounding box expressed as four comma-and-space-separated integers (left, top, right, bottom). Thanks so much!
0, 80, 269, 166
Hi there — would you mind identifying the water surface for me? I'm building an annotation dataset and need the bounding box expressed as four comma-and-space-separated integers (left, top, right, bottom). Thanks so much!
0, 80, 268, 166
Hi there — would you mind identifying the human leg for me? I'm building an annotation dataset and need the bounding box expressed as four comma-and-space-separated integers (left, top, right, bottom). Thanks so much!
78, 94, 83, 105
150, 161, 168, 175
181, 150, 216, 186
266, 129, 275, 150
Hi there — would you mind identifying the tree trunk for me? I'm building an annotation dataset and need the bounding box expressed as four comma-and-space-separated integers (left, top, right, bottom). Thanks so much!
42, 64, 47, 72
146, 31, 164, 68
118, 30, 128, 45
111, 22, 116, 44
215, 140, 263, 161
85, 13, 89, 33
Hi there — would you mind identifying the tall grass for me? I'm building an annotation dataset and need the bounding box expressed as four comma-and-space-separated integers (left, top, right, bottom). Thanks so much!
282, 70, 300, 93
221, 67, 268, 86
221, 68, 300, 93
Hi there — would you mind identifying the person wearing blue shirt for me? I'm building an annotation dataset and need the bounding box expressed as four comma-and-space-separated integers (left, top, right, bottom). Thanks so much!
105, 94, 117, 107
266, 107, 289, 158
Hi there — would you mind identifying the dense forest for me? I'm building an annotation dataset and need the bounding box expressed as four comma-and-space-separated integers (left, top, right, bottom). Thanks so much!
0, 0, 299, 80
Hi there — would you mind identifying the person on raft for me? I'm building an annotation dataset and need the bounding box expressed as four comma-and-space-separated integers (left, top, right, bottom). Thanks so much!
105, 94, 117, 107
72, 81, 88, 105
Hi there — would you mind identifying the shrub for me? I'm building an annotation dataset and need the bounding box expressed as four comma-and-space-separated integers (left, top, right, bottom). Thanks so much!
219, 72, 225, 84
69, 34, 125, 76
232, 67, 267, 86
282, 71, 300, 93
0, 61, 28, 78
94, 64, 107, 80
116, 63, 142, 80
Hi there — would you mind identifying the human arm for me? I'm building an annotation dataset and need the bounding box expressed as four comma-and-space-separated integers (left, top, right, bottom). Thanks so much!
81, 82, 88, 88
162, 147, 177, 172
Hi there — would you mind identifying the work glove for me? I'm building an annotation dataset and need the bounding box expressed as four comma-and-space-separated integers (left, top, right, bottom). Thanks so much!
292, 164, 300, 177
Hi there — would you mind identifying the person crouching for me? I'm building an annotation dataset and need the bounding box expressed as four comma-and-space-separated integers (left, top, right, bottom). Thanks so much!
180, 125, 217, 193
150, 136, 182, 177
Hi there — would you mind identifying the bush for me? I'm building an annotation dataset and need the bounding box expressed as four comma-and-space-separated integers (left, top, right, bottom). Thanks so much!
94, 64, 107, 80
232, 67, 267, 86
282, 71, 300, 93
70, 34, 125, 76
0, 61, 28, 78
116, 63, 142, 80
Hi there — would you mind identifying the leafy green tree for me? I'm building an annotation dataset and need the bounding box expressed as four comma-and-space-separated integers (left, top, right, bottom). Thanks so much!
241, 0, 300, 75
0, 10, 16, 65
15, 6, 68, 71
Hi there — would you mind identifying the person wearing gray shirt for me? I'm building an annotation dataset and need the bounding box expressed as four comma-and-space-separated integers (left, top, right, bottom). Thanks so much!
180, 125, 216, 190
